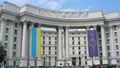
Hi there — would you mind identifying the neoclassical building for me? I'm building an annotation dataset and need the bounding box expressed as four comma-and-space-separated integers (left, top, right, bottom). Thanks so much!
0, 1, 120, 67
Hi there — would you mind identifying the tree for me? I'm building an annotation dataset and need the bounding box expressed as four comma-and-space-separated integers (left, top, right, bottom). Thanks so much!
0, 42, 6, 63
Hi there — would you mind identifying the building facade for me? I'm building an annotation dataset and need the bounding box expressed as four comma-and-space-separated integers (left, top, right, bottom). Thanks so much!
0, 1, 120, 67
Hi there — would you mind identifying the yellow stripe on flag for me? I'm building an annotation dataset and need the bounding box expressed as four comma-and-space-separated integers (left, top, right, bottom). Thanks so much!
36, 27, 41, 57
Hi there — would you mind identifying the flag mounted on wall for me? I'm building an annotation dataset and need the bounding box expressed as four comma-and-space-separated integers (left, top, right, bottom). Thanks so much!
31, 26, 41, 58
87, 30, 98, 58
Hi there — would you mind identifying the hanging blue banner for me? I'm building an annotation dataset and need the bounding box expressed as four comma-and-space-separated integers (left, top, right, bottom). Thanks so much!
87, 30, 98, 58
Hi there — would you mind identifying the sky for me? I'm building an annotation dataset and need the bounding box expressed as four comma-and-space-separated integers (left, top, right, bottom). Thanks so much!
0, 0, 120, 13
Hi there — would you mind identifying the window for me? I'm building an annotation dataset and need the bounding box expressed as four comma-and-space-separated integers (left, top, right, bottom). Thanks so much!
13, 44, 16, 50
116, 45, 119, 50
72, 47, 74, 50
43, 41, 45, 44
5, 28, 9, 33
13, 61, 16, 65
78, 46, 80, 50
108, 52, 111, 57
55, 51, 57, 55
5, 35, 8, 41
13, 52, 16, 57
14, 23, 17, 28
73, 51, 75, 55
55, 37, 57, 40
49, 41, 51, 45
84, 41, 86, 44
72, 41, 74, 45
14, 37, 17, 42
106, 39, 110, 44
79, 51, 81, 54
106, 33, 109, 37
55, 46, 57, 50
113, 25, 117, 30
43, 36, 45, 40
55, 41, 57, 44
116, 52, 119, 56
49, 37, 51, 40
106, 27, 109, 31
114, 32, 117, 37
115, 39, 118, 43
43, 51, 45, 54
49, 51, 51, 55
85, 51, 87, 54
84, 37, 86, 40
49, 46, 51, 50
99, 46, 102, 51
72, 37, 74, 40
78, 41, 80, 45
99, 34, 101, 38
4, 43, 7, 49
43, 46, 45, 50
107, 46, 110, 50
78, 37, 80, 40
14, 30, 17, 35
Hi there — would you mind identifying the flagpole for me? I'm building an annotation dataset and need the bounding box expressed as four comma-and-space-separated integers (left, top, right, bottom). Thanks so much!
35, 57, 37, 68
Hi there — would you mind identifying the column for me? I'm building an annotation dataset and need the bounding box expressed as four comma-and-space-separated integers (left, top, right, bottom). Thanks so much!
64, 27, 71, 66
101, 25, 108, 64
110, 26, 116, 64
20, 22, 28, 66
56, 26, 64, 66
93, 26, 100, 65
8, 20, 14, 65
0, 19, 5, 41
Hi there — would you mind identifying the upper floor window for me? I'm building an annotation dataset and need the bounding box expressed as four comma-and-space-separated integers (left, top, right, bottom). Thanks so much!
114, 32, 117, 37
5, 35, 8, 41
14, 23, 18, 28
5, 28, 9, 33
113, 25, 117, 30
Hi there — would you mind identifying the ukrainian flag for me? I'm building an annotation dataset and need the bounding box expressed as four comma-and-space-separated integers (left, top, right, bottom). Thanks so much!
31, 26, 41, 58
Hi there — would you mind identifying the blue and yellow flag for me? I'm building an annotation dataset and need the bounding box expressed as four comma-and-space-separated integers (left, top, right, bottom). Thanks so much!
31, 26, 41, 58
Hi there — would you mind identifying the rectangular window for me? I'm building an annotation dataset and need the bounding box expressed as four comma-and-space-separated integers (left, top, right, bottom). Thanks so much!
108, 52, 111, 57
106, 33, 109, 38
72, 47, 74, 50
13, 52, 16, 57
14, 30, 17, 35
43, 36, 45, 40
114, 32, 117, 37
72, 41, 74, 45
4, 43, 7, 49
55, 37, 57, 40
49, 37, 51, 40
14, 37, 17, 42
13, 44, 16, 50
116, 52, 119, 56
43, 41, 45, 44
49, 46, 51, 50
107, 46, 110, 50
107, 39, 110, 44
73, 51, 75, 55
49, 41, 51, 45
116, 45, 119, 50
78, 41, 80, 45
14, 23, 17, 28
72, 37, 74, 40
115, 39, 118, 43
5, 35, 8, 41
5, 28, 9, 33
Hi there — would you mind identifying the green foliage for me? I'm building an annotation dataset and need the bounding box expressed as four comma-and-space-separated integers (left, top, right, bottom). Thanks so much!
0, 42, 6, 63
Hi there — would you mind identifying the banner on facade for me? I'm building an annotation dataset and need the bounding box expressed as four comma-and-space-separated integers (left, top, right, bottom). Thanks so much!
87, 30, 98, 58
31, 26, 41, 58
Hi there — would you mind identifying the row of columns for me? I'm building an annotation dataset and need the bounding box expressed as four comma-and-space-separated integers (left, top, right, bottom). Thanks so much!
20, 21, 109, 66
